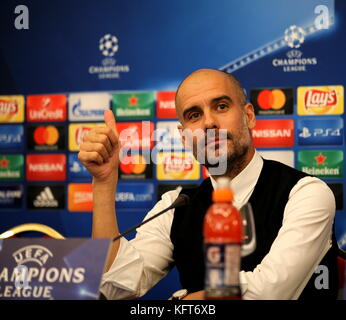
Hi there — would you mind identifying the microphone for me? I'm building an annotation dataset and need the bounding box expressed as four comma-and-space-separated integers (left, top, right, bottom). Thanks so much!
112, 194, 190, 242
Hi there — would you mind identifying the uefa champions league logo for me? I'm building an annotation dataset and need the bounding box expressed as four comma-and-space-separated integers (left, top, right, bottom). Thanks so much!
99, 34, 119, 57
88, 33, 129, 79
284, 25, 305, 48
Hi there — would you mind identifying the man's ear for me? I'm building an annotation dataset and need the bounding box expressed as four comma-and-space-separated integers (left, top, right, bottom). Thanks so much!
244, 103, 256, 129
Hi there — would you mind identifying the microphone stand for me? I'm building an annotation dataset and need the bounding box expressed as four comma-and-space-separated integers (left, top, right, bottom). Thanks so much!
112, 194, 189, 242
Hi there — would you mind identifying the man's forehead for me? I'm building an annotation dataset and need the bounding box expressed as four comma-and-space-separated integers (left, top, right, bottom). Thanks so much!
177, 73, 236, 105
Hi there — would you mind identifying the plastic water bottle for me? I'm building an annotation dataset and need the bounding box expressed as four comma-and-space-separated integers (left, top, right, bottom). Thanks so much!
203, 177, 243, 300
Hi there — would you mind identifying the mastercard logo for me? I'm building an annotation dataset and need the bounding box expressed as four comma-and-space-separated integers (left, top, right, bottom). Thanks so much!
33, 126, 59, 145
257, 89, 286, 110
120, 154, 147, 174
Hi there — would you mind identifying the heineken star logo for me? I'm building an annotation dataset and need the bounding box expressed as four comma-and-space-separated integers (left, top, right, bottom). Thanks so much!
315, 153, 327, 165
0, 157, 9, 168
128, 96, 138, 106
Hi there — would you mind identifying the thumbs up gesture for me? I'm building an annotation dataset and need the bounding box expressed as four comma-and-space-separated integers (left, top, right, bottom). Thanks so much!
78, 110, 120, 183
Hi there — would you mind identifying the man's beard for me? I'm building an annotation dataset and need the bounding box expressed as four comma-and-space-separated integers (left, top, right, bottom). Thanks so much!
193, 130, 250, 176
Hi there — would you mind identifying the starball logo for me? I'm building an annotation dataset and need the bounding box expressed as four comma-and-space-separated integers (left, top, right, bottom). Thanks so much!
88, 34, 130, 80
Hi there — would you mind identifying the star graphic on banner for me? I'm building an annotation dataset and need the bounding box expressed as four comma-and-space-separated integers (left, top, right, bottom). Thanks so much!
315, 153, 327, 165
0, 157, 9, 168
128, 95, 138, 106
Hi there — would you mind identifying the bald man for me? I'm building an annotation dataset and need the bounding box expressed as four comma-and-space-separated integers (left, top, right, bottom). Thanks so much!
78, 69, 338, 300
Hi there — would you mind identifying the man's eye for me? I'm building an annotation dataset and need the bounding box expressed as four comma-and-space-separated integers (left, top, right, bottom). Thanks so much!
189, 113, 200, 120
217, 104, 228, 110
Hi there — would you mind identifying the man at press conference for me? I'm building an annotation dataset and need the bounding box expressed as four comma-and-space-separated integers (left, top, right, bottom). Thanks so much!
78, 68, 339, 300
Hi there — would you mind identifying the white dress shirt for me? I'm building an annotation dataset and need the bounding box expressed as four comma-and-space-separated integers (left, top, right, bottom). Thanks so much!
99, 151, 336, 300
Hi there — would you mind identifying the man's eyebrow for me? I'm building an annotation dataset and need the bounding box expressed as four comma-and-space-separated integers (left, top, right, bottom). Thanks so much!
211, 95, 233, 104
182, 106, 201, 119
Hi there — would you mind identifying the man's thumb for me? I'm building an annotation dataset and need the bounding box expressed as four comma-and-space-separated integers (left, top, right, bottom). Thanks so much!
104, 110, 117, 131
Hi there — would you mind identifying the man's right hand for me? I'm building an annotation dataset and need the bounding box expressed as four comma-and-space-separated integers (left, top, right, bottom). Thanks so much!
78, 110, 120, 183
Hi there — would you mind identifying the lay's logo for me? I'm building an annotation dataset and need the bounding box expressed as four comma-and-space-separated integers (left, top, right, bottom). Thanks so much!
68, 123, 104, 151
305, 89, 337, 107
298, 86, 344, 115
163, 155, 194, 173
0, 99, 18, 114
0, 96, 24, 123
157, 152, 200, 180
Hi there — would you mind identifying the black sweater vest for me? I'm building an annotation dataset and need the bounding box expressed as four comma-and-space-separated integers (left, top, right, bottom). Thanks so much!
170, 159, 338, 299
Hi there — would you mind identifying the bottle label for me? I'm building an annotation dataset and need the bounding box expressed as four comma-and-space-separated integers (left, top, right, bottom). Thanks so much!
204, 243, 241, 289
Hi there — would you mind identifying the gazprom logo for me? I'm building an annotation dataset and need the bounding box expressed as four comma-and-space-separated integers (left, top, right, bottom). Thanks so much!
297, 118, 343, 146
12, 245, 53, 266
68, 93, 110, 121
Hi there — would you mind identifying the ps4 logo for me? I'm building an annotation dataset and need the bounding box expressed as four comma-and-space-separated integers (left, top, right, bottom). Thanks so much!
299, 127, 341, 138
298, 119, 343, 146
68, 154, 91, 179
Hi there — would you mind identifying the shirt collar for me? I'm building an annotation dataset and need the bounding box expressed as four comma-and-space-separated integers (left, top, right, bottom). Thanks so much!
209, 150, 263, 206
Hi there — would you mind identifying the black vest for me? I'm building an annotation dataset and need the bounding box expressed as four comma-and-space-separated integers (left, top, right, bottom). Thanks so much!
170, 159, 339, 299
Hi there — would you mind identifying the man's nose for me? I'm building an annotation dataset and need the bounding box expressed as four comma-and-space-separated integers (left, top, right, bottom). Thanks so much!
203, 110, 218, 130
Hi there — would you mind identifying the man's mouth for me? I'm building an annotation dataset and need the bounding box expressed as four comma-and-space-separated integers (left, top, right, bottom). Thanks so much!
205, 138, 228, 147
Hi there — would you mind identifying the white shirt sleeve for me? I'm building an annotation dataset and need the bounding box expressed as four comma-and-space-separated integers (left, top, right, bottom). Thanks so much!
240, 176, 336, 300
99, 189, 179, 300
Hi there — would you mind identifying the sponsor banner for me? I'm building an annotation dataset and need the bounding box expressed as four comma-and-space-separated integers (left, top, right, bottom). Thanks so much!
68, 153, 92, 180
27, 185, 65, 210
297, 150, 343, 178
0, 238, 110, 300
157, 183, 198, 201
68, 183, 93, 212
26, 95, 67, 122
156, 152, 200, 180
155, 121, 184, 151
117, 122, 154, 150
258, 150, 294, 168
112, 92, 154, 120
335, 212, 346, 253
297, 86, 344, 115
156, 91, 177, 119
0, 155, 24, 181
116, 182, 155, 209
27, 125, 66, 151
0, 185, 23, 209
327, 183, 343, 211
26, 154, 66, 181
298, 118, 343, 146
68, 123, 104, 151
68, 93, 111, 121
250, 88, 293, 115
0, 125, 24, 150
0, 96, 24, 123
252, 119, 294, 148
119, 152, 152, 180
